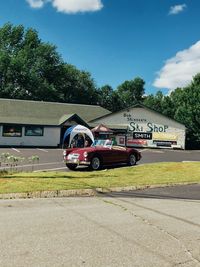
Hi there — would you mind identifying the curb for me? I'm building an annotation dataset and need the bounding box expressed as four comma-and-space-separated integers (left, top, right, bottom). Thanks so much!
0, 183, 198, 200
0, 188, 96, 200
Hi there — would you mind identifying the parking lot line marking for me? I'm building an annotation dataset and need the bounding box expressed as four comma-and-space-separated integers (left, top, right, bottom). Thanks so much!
34, 167, 67, 172
169, 150, 190, 153
37, 148, 48, 152
138, 149, 149, 152
182, 161, 200, 162
140, 149, 164, 153
12, 148, 20, 153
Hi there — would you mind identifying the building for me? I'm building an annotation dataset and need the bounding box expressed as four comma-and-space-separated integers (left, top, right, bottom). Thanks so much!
0, 99, 186, 149
0, 98, 110, 147
90, 104, 186, 149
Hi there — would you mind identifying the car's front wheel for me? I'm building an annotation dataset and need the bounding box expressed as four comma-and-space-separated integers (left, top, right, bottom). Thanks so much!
90, 156, 102, 170
66, 163, 77, 171
127, 154, 136, 166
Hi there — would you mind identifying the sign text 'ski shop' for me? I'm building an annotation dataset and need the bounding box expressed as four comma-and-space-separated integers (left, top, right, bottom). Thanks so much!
122, 112, 176, 148
124, 112, 169, 134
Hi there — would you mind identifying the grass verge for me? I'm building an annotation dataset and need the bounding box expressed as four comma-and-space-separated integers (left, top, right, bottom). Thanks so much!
0, 162, 200, 194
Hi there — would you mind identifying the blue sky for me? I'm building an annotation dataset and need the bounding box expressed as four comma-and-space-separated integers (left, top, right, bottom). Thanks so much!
0, 0, 200, 95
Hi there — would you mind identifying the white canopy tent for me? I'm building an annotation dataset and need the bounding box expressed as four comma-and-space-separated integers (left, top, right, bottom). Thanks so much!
63, 124, 94, 147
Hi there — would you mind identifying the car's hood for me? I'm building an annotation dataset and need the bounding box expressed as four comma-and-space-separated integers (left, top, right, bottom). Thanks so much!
67, 146, 109, 154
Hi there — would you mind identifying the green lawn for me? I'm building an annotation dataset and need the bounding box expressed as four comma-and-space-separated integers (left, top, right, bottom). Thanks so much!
0, 162, 200, 194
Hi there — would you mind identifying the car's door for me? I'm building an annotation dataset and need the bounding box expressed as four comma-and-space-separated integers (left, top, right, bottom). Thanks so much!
97, 147, 114, 164
111, 146, 128, 163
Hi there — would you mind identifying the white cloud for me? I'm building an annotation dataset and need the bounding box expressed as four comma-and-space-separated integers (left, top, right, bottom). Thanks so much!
52, 0, 103, 13
153, 41, 200, 91
169, 4, 187, 15
26, 0, 45, 8
26, 0, 103, 13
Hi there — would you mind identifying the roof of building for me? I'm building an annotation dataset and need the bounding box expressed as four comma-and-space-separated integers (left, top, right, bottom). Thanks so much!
90, 103, 186, 128
0, 98, 111, 126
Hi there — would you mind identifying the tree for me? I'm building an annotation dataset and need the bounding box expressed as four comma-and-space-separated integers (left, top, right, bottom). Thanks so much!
143, 91, 164, 113
59, 64, 98, 105
97, 85, 125, 112
173, 74, 200, 145
161, 96, 175, 118
0, 23, 99, 105
116, 77, 145, 108
0, 23, 63, 101
97, 85, 113, 110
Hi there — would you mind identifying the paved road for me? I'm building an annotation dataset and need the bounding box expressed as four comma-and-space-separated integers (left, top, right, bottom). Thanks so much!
0, 148, 65, 172
106, 183, 200, 200
140, 148, 200, 165
0, 185, 200, 267
0, 147, 199, 172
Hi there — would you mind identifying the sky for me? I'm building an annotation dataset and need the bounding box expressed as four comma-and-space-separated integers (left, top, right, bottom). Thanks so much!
0, 0, 200, 95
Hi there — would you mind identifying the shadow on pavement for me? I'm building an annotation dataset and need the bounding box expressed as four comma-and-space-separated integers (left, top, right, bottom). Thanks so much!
100, 184, 200, 201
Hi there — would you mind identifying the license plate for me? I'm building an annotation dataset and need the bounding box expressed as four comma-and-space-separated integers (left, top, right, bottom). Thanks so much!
68, 154, 79, 160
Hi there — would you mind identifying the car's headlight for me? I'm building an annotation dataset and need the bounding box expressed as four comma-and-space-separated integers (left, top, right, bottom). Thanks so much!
63, 150, 67, 156
83, 152, 88, 158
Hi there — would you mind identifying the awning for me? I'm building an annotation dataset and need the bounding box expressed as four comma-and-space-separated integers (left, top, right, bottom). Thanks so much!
91, 124, 113, 134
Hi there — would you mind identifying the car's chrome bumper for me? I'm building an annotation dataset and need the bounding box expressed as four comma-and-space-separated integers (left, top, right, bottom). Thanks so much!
64, 159, 90, 166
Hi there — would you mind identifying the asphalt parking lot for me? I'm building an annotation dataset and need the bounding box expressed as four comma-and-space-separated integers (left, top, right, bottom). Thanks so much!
1, 184, 200, 267
0, 147, 199, 172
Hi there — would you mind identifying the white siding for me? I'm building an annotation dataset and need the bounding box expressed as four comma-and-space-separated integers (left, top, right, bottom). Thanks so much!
94, 107, 186, 149
0, 126, 60, 147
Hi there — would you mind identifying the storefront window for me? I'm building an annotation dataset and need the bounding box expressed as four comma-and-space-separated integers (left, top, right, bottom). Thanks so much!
25, 126, 44, 136
2, 125, 22, 137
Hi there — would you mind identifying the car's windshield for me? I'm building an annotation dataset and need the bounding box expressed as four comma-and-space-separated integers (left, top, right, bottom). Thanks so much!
92, 139, 113, 148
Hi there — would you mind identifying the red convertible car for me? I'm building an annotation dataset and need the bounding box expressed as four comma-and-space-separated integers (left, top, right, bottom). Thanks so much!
63, 139, 142, 170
